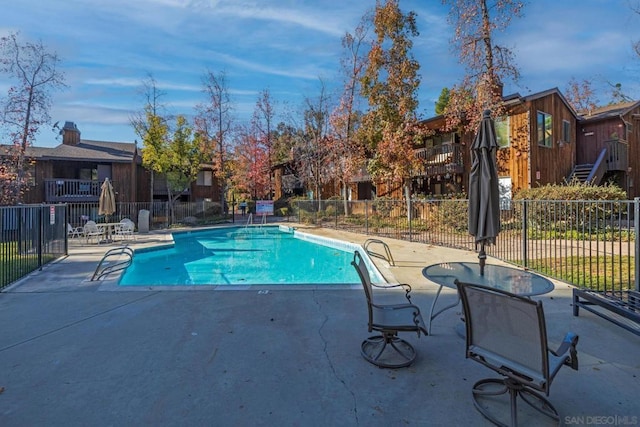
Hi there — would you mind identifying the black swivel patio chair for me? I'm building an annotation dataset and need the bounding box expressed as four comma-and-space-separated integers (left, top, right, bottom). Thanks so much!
351, 250, 428, 368
455, 280, 579, 427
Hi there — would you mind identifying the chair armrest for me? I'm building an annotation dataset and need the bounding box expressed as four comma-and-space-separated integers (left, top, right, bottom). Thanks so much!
550, 332, 579, 370
371, 282, 413, 301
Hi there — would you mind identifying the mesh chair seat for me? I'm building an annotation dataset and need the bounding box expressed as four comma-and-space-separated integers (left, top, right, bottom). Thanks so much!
352, 251, 427, 368
456, 280, 579, 426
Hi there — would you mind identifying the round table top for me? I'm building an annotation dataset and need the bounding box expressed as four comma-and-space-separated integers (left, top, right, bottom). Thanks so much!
422, 262, 554, 297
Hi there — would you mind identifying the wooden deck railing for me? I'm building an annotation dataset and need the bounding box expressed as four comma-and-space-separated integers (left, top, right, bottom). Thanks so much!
44, 179, 106, 203
414, 144, 464, 177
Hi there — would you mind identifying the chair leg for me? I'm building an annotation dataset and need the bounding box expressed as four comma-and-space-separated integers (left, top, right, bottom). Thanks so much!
471, 378, 559, 427
360, 332, 417, 368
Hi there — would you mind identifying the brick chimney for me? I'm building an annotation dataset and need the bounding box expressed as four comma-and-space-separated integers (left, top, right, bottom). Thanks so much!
60, 121, 81, 145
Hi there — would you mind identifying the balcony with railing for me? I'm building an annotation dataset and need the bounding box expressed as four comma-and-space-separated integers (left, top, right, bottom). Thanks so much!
44, 179, 105, 203
413, 144, 464, 177
605, 138, 628, 172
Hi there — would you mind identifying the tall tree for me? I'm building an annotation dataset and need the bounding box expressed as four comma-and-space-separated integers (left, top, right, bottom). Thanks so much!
328, 15, 371, 214
633, 1, 640, 59
130, 73, 169, 203
0, 32, 66, 204
195, 70, 234, 208
252, 89, 275, 198
164, 116, 204, 205
564, 77, 598, 114
443, 0, 524, 131
359, 0, 422, 213
435, 87, 450, 115
233, 123, 270, 200
140, 115, 204, 223
295, 79, 332, 202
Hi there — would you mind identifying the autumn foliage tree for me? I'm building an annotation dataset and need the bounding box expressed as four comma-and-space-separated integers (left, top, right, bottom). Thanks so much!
0, 32, 65, 205
359, 0, 422, 211
443, 0, 524, 131
195, 70, 234, 208
233, 123, 270, 200
327, 15, 371, 214
252, 89, 275, 198
564, 77, 598, 114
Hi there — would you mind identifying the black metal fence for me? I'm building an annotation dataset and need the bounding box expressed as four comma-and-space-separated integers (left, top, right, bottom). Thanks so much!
65, 200, 232, 230
1, 204, 68, 289
0, 200, 236, 289
4, 198, 638, 306
291, 198, 639, 296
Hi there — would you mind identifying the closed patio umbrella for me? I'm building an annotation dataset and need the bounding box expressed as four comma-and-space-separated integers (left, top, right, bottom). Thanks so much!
99, 177, 116, 220
468, 110, 501, 275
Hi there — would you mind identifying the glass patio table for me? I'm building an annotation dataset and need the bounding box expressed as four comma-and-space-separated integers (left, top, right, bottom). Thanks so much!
422, 262, 555, 334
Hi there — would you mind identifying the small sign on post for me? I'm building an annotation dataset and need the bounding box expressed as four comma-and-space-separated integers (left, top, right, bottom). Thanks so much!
256, 200, 274, 215
50, 206, 55, 225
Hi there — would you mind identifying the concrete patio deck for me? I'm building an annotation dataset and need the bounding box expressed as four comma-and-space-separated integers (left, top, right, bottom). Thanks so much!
1, 224, 639, 426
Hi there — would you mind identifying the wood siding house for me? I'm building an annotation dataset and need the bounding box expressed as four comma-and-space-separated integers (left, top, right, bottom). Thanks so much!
343, 88, 640, 201
574, 101, 640, 197
2, 121, 220, 205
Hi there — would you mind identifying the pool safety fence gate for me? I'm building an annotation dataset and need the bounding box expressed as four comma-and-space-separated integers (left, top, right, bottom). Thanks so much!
1, 204, 68, 289
292, 198, 640, 335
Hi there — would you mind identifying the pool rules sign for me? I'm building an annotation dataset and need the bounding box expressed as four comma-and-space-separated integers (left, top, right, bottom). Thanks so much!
256, 200, 274, 215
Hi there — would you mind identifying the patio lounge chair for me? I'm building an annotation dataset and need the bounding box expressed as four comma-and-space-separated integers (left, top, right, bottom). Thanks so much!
455, 280, 579, 427
83, 220, 104, 244
351, 251, 428, 368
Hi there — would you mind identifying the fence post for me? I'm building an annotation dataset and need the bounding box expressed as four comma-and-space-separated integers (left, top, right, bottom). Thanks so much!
165, 201, 169, 228
522, 200, 528, 269
64, 205, 69, 255
37, 205, 43, 270
365, 200, 369, 235
409, 199, 412, 242
635, 198, 639, 292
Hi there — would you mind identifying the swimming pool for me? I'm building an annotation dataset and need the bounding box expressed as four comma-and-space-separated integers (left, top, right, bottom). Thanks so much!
118, 226, 384, 287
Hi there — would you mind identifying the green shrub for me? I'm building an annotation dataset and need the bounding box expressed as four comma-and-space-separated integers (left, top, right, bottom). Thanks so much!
514, 182, 626, 201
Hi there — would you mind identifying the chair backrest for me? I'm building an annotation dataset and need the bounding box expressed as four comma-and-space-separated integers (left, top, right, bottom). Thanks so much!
84, 220, 99, 233
456, 280, 550, 392
120, 218, 134, 231
351, 251, 374, 326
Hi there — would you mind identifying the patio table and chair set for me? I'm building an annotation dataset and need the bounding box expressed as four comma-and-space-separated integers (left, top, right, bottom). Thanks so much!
67, 177, 136, 244
68, 218, 136, 244
349, 110, 580, 427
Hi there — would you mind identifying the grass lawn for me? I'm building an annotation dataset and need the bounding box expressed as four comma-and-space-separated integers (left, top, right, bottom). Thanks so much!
1, 241, 56, 288
526, 255, 634, 291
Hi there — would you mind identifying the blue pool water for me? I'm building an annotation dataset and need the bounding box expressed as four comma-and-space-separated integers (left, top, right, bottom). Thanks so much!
118, 226, 370, 286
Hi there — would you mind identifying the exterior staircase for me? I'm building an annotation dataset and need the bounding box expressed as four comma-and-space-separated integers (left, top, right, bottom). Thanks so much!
566, 148, 607, 185
567, 164, 596, 184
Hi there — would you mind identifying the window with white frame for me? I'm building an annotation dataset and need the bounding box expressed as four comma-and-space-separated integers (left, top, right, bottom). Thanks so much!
537, 111, 552, 147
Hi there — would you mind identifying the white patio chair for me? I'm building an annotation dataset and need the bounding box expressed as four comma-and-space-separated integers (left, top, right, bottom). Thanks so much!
83, 220, 104, 244
67, 223, 83, 239
114, 218, 135, 241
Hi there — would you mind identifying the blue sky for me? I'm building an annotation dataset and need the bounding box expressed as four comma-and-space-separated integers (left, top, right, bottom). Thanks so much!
1, 0, 639, 148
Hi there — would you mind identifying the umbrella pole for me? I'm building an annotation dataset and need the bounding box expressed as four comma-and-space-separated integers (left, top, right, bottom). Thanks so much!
479, 243, 486, 276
